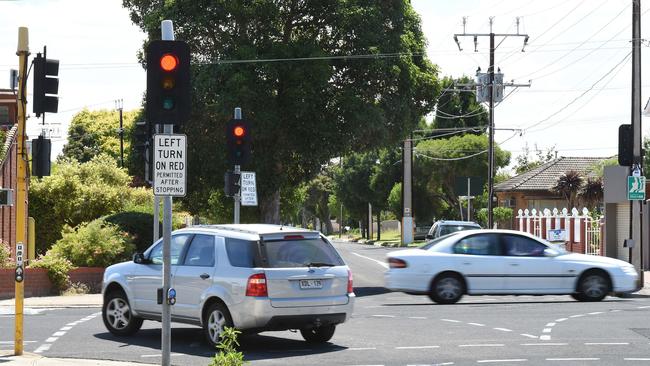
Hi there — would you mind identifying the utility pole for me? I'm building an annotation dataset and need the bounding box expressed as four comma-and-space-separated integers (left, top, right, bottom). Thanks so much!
233, 107, 242, 224
454, 17, 530, 229
631, 0, 643, 282
116, 99, 124, 168
14, 26, 29, 357
402, 138, 413, 245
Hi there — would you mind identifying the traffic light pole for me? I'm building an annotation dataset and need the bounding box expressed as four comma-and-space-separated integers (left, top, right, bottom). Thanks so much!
14, 26, 29, 357
233, 108, 242, 224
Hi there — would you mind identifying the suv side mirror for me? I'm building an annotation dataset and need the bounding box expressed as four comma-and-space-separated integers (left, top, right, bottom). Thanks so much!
133, 252, 148, 264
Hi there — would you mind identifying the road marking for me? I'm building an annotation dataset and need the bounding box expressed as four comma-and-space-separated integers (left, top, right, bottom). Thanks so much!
351, 252, 389, 268
409, 316, 427, 319
542, 328, 552, 333
459, 344, 504, 347
396, 346, 440, 349
540, 335, 551, 340
521, 343, 568, 346
372, 315, 395, 318
546, 358, 599, 361
441, 319, 461, 323
637, 306, 650, 309
0, 341, 37, 344
468, 323, 485, 327
588, 311, 604, 315
348, 347, 377, 351
555, 318, 567, 322
52, 331, 66, 337
60, 326, 72, 331
494, 327, 512, 332
545, 322, 556, 327
33, 344, 51, 353
477, 359, 527, 363
45, 337, 58, 343
625, 358, 650, 361
520, 334, 538, 339
32, 311, 100, 354
584, 342, 629, 345
569, 314, 584, 318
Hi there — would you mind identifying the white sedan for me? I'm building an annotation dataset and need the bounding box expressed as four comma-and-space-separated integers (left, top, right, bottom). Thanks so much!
385, 229, 639, 304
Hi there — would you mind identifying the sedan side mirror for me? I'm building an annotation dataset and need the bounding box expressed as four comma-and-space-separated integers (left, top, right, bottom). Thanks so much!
544, 248, 559, 257
133, 252, 148, 264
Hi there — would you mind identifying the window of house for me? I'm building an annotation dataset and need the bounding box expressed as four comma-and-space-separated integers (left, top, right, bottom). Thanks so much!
0, 107, 8, 124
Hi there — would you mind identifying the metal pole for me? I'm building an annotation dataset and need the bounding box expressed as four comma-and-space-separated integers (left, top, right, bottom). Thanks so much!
119, 101, 124, 168
339, 157, 343, 238
402, 139, 413, 245
631, 0, 643, 281
487, 27, 495, 230
234, 107, 242, 224
467, 178, 471, 222
160, 20, 174, 366
14, 26, 29, 357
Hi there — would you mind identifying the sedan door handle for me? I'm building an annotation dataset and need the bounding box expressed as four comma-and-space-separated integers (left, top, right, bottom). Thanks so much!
462, 262, 471, 265
200, 273, 210, 280
510, 263, 519, 266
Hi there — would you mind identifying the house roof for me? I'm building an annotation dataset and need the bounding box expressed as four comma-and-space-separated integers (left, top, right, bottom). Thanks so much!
495, 156, 608, 192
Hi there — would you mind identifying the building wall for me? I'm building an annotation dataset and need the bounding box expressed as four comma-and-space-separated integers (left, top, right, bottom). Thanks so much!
0, 126, 18, 254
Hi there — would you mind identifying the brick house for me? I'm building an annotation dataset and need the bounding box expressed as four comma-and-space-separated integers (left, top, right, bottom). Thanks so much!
495, 156, 607, 215
0, 89, 22, 256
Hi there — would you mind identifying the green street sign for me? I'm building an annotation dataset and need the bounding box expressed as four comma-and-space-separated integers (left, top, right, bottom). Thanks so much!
627, 176, 646, 200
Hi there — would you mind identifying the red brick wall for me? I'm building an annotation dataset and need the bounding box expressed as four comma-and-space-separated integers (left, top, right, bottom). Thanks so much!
0, 267, 104, 300
0, 126, 18, 255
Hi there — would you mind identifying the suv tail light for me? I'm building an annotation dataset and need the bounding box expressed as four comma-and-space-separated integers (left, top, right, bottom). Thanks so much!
246, 273, 268, 297
347, 270, 354, 294
388, 258, 408, 269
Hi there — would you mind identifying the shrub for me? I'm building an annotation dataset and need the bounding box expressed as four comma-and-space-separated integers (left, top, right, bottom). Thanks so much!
62, 282, 91, 296
29, 253, 75, 292
49, 219, 135, 267
104, 211, 161, 253
0, 240, 13, 268
209, 327, 246, 366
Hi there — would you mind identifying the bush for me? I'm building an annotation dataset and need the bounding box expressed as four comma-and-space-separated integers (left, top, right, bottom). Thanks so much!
29, 253, 75, 292
0, 240, 13, 268
49, 219, 135, 267
104, 211, 161, 253
210, 327, 246, 366
477, 207, 514, 229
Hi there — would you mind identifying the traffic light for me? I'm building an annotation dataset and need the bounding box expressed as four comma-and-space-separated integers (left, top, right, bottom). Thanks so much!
224, 171, 241, 197
226, 119, 251, 165
618, 124, 633, 166
146, 40, 191, 126
32, 53, 59, 117
32, 135, 51, 178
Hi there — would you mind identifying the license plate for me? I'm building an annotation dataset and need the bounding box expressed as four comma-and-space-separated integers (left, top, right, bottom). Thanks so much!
299, 279, 322, 289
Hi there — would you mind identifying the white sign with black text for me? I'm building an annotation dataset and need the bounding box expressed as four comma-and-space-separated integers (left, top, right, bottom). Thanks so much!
240, 171, 258, 206
153, 134, 187, 197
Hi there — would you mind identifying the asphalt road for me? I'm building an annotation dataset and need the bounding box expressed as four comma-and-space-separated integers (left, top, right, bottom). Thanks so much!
2, 240, 650, 366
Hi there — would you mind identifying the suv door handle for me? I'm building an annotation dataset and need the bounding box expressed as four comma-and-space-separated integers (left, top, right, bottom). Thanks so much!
200, 273, 210, 279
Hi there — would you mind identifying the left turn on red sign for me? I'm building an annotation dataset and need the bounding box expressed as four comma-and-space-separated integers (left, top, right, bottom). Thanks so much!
154, 134, 187, 197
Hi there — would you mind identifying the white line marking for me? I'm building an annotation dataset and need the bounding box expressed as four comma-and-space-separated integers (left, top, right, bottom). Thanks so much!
543, 328, 552, 333
459, 344, 504, 347
521, 343, 568, 346
433, 363, 455, 366
494, 327, 512, 332
546, 358, 599, 361
441, 319, 461, 323
351, 252, 389, 268
569, 314, 585, 318
348, 347, 377, 351
59, 326, 72, 331
625, 358, 650, 361
141, 353, 183, 358
555, 318, 567, 322
45, 337, 58, 343
409, 316, 427, 319
477, 360, 526, 363
540, 335, 551, 340
588, 311, 604, 315
0, 341, 37, 344
584, 342, 629, 345
33, 344, 51, 353
611, 309, 621, 312
371, 315, 395, 318
637, 306, 650, 309
468, 323, 485, 326
520, 334, 538, 339
52, 331, 66, 337
396, 346, 440, 349
545, 322, 556, 327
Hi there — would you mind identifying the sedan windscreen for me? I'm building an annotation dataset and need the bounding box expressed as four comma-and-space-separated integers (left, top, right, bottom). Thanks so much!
264, 238, 344, 268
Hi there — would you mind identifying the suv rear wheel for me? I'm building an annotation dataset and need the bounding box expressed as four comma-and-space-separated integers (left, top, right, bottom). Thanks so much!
300, 324, 336, 343
204, 302, 233, 348
102, 290, 143, 336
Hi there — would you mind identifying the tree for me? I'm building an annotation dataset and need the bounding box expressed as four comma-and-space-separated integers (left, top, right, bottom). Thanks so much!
579, 177, 603, 211
123, 0, 440, 223
551, 170, 584, 209
514, 143, 556, 174
433, 76, 488, 131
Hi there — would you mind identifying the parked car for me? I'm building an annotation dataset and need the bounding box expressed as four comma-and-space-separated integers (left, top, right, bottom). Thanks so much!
101, 224, 355, 346
425, 220, 481, 240
385, 229, 639, 304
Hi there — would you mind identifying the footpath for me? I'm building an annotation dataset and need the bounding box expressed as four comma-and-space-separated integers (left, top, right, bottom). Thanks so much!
1, 273, 649, 365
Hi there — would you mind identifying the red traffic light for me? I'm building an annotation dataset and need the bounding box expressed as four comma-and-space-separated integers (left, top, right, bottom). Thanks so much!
160, 54, 178, 72
233, 125, 245, 137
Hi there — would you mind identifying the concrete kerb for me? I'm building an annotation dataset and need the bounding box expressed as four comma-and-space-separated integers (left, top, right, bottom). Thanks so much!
0, 294, 103, 308
0, 351, 150, 366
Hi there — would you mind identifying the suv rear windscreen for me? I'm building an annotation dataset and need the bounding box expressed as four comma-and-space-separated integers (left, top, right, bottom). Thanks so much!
264, 238, 344, 268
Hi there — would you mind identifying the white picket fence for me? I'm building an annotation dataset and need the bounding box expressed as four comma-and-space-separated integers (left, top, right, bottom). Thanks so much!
516, 207, 603, 256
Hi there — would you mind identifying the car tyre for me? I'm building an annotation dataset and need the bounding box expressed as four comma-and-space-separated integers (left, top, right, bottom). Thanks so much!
204, 302, 234, 348
300, 324, 336, 343
102, 290, 143, 336
429, 274, 464, 304
570, 293, 586, 301
576, 272, 610, 302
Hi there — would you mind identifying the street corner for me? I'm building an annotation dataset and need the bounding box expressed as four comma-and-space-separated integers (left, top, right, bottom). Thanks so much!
0, 351, 42, 365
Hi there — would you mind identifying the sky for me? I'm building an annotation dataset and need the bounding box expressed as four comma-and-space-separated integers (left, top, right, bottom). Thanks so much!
0, 0, 649, 168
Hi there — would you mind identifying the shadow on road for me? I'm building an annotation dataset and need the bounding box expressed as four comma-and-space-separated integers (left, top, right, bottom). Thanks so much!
353, 286, 391, 297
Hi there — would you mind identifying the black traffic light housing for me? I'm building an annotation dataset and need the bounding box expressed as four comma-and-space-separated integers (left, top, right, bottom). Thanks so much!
224, 171, 241, 197
33, 53, 59, 117
226, 119, 251, 165
146, 40, 191, 125
618, 124, 633, 166
32, 135, 51, 178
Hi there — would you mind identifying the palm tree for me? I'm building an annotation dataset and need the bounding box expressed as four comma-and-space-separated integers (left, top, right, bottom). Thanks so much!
579, 177, 603, 211
552, 170, 584, 209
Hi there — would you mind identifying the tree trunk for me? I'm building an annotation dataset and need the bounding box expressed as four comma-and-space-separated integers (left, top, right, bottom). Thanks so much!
376, 211, 381, 241
260, 189, 281, 224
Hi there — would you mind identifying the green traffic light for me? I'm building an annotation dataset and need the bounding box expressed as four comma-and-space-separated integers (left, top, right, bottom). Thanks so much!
162, 98, 175, 110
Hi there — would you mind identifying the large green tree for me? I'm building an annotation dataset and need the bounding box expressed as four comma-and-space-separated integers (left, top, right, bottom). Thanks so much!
123, 0, 440, 223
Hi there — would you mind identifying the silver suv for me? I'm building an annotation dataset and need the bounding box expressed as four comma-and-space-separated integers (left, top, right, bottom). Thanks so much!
101, 224, 355, 346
